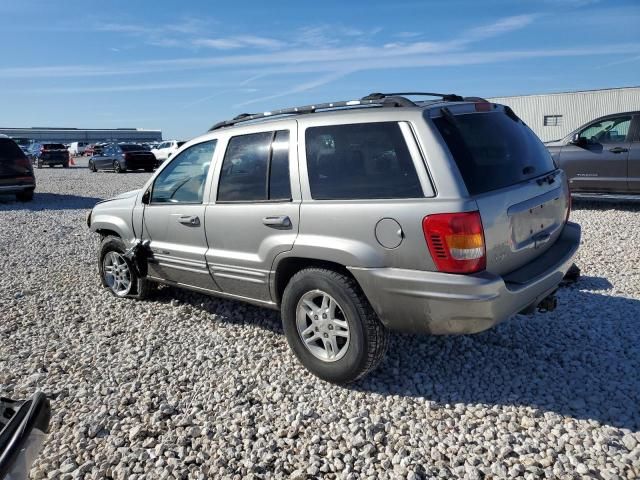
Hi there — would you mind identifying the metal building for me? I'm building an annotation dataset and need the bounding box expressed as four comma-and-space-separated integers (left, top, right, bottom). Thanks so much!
488, 86, 640, 142
0, 127, 162, 143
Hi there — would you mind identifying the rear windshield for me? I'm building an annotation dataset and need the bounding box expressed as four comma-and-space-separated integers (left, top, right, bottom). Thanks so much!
119, 144, 143, 152
0, 138, 26, 160
43, 143, 66, 150
433, 111, 555, 195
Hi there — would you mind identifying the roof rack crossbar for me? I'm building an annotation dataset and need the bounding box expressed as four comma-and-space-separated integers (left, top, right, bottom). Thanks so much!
363, 92, 464, 102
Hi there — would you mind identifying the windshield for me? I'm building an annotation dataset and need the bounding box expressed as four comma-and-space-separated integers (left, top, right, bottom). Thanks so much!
433, 110, 555, 195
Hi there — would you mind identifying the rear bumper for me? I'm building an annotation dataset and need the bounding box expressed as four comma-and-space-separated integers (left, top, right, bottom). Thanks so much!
37, 157, 67, 165
0, 183, 35, 194
350, 221, 581, 335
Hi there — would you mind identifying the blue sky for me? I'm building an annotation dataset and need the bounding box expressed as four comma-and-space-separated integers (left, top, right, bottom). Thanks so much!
1, 0, 639, 139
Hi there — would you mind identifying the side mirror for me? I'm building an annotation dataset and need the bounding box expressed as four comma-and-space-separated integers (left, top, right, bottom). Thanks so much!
141, 189, 151, 205
570, 133, 583, 146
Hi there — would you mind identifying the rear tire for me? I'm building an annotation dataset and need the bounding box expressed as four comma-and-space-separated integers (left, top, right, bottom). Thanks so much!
281, 268, 388, 384
89, 161, 97, 172
37, 161, 43, 169
63, 162, 69, 168
113, 160, 125, 173
16, 190, 34, 202
144, 167, 153, 172
98, 236, 152, 300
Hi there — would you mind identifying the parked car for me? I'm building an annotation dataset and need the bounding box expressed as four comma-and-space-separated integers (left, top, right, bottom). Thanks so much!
85, 143, 105, 157
87, 92, 581, 383
88, 143, 156, 173
546, 112, 640, 196
28, 143, 70, 168
151, 140, 185, 163
0, 135, 35, 201
68, 141, 89, 156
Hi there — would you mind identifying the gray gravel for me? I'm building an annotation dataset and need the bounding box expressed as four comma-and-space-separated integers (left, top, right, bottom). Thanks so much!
1, 165, 639, 479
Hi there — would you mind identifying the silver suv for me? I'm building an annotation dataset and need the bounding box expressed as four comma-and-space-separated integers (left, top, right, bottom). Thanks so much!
88, 92, 581, 383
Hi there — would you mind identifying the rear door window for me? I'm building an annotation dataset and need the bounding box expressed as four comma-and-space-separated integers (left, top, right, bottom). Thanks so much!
433, 110, 555, 196
217, 130, 291, 202
305, 122, 423, 200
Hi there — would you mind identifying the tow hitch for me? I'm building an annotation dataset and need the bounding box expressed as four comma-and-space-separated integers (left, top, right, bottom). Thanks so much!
537, 292, 558, 313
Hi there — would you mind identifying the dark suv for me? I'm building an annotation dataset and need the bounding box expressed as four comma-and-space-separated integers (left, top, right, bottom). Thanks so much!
28, 143, 70, 168
546, 112, 640, 196
0, 135, 35, 201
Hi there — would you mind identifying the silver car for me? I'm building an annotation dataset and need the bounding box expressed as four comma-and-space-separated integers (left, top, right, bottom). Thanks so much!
88, 92, 580, 383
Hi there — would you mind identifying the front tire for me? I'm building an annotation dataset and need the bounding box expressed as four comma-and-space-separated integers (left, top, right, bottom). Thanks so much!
89, 160, 97, 172
99, 236, 151, 299
281, 268, 388, 384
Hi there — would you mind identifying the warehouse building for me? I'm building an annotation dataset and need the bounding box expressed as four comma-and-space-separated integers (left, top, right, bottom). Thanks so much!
0, 127, 162, 144
488, 86, 640, 142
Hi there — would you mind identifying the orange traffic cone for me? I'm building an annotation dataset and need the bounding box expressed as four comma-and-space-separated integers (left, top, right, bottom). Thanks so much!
69, 154, 76, 166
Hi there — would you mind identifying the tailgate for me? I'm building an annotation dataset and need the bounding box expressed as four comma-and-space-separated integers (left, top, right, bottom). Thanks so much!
0, 139, 33, 183
475, 172, 569, 275
430, 105, 570, 275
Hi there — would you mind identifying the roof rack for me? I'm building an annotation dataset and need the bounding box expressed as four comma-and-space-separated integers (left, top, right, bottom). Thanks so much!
208, 91, 466, 131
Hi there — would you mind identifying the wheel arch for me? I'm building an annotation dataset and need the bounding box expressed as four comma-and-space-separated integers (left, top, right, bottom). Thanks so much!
272, 257, 360, 306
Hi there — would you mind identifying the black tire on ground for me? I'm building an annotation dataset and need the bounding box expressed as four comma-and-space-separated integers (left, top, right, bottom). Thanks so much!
89, 161, 97, 172
144, 167, 153, 172
16, 189, 34, 202
281, 268, 389, 384
37, 161, 43, 169
63, 162, 69, 168
98, 236, 152, 300
113, 160, 125, 173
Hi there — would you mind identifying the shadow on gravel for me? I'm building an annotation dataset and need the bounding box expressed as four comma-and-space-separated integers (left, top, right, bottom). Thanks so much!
354, 288, 640, 431
572, 198, 640, 212
0, 193, 103, 210
142, 281, 640, 431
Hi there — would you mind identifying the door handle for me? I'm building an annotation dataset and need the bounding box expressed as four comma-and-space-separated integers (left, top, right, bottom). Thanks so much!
178, 215, 200, 226
262, 215, 291, 228
609, 147, 628, 154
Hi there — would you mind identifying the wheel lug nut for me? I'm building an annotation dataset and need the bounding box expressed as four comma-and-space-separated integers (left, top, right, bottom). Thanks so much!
328, 325, 333, 330
323, 333, 328, 338
314, 315, 318, 320
315, 327, 319, 332
322, 314, 327, 319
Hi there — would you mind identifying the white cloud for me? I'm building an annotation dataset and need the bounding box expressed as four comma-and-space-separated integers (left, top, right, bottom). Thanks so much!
15, 82, 220, 94
193, 35, 285, 50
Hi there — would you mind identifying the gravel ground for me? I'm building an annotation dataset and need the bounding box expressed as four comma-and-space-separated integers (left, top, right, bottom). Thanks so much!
1, 165, 639, 479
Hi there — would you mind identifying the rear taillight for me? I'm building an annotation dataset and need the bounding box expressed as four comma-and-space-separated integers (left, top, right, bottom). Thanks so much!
16, 156, 31, 169
423, 211, 486, 274
123, 152, 130, 160
40, 146, 45, 153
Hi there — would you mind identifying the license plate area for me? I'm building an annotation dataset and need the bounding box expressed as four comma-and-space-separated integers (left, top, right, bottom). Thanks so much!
508, 188, 564, 251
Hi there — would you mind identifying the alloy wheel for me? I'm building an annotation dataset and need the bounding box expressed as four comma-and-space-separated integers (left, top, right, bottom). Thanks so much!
295, 290, 350, 362
102, 251, 132, 296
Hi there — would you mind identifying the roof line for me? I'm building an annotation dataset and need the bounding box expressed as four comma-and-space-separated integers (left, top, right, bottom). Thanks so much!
487, 85, 640, 100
